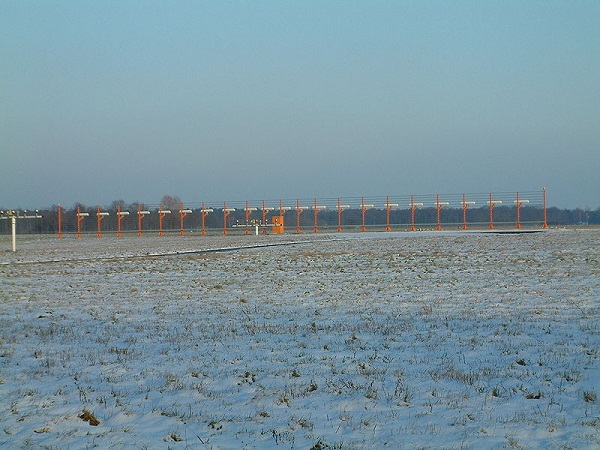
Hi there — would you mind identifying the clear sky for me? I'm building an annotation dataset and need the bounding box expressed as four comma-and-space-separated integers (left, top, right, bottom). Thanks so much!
2, 1, 599, 210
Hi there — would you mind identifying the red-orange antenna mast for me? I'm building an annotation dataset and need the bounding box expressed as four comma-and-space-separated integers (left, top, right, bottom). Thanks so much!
179, 203, 192, 235
434, 195, 449, 231
158, 204, 171, 236
312, 199, 326, 233
76, 206, 88, 238
359, 197, 374, 232
277, 200, 292, 231
385, 196, 391, 232
385, 196, 398, 232
116, 204, 129, 237
200, 202, 213, 235
409, 196, 422, 231
487, 193, 502, 229
488, 194, 494, 229
244, 201, 256, 234
96, 207, 108, 238
336, 198, 350, 232
516, 192, 521, 229
57, 204, 63, 238
296, 199, 308, 233
542, 187, 548, 229
337, 198, 343, 232
460, 194, 475, 230
137, 204, 150, 236
245, 201, 251, 234
514, 192, 529, 229
410, 196, 416, 231
436, 195, 441, 230
223, 201, 230, 235
261, 201, 273, 234
117, 205, 122, 237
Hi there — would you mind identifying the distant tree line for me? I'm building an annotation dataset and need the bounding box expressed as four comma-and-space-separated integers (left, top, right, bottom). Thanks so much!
2, 196, 598, 235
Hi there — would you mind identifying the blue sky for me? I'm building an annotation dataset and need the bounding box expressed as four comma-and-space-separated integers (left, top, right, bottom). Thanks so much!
2, 1, 599, 209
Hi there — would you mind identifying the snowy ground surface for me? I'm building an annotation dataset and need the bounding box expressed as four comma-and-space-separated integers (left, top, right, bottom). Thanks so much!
1, 229, 599, 449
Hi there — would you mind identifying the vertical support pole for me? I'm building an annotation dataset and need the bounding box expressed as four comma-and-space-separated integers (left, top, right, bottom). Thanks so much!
77, 206, 83, 238
201, 202, 207, 235
223, 201, 229, 235
57, 204, 63, 238
313, 198, 319, 233
158, 204, 165, 236
385, 196, 391, 232
179, 203, 186, 236
435, 194, 442, 231
361, 197, 366, 232
97, 207, 104, 238
262, 200, 268, 234
542, 187, 548, 229
462, 194, 468, 230
96, 207, 102, 238
337, 198, 343, 232
11, 216, 16, 252
488, 193, 495, 229
410, 195, 416, 231
296, 199, 302, 233
137, 204, 143, 236
515, 192, 522, 229
245, 201, 251, 235
117, 205, 122, 237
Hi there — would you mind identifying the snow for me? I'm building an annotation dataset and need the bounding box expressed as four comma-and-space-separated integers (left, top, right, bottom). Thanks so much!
1, 229, 599, 449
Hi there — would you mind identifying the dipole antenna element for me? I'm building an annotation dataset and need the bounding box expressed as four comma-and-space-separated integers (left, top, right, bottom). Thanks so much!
57, 204, 63, 238
96, 207, 109, 237
410, 196, 423, 231
296, 199, 308, 233
1, 209, 42, 252
384, 196, 399, 232
360, 197, 374, 232
313, 199, 326, 233
244, 201, 257, 234
117, 205, 129, 237
222, 202, 235, 235
460, 194, 475, 230
487, 194, 502, 229
179, 203, 192, 236
201, 202, 213, 235
137, 205, 150, 236
434, 195, 449, 231
514, 192, 529, 229
158, 204, 171, 236
337, 198, 349, 232
261, 201, 274, 234
76, 206, 89, 238
542, 187, 549, 229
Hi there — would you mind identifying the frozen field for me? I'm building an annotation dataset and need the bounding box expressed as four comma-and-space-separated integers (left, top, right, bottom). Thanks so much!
1, 229, 599, 449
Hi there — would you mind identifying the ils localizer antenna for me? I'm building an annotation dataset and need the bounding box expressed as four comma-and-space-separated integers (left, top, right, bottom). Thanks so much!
1, 209, 43, 252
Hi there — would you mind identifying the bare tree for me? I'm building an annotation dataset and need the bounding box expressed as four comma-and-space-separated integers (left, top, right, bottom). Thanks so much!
160, 195, 182, 210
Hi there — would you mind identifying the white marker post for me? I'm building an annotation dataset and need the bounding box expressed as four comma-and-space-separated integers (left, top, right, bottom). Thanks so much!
1, 210, 43, 252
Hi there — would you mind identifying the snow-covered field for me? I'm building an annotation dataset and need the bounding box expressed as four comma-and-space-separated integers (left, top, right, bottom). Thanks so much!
1, 229, 598, 449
